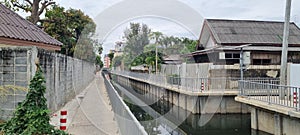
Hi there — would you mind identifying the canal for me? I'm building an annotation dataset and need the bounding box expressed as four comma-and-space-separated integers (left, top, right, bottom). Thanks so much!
110, 78, 271, 135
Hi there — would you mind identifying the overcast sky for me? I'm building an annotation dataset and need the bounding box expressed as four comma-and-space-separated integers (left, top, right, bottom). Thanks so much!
54, 0, 300, 56
15, 0, 300, 56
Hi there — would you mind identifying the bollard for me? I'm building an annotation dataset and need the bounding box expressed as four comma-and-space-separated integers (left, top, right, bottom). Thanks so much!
201, 81, 204, 91
293, 92, 298, 104
60, 110, 67, 130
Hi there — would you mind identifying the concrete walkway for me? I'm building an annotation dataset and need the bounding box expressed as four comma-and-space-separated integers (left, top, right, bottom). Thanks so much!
50, 72, 119, 135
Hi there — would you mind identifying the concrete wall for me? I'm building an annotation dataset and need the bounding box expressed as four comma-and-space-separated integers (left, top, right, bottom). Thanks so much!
161, 63, 211, 78
251, 107, 300, 135
114, 75, 250, 114
0, 46, 95, 120
161, 63, 280, 78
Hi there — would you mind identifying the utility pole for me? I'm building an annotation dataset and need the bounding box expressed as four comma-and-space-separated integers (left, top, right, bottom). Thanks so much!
155, 44, 158, 74
280, 0, 292, 98
240, 47, 244, 81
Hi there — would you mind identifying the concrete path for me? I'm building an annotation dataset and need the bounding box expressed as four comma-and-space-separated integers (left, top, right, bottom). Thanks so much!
51, 72, 119, 135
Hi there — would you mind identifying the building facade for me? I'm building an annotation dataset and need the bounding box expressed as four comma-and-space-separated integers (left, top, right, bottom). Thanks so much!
189, 19, 300, 65
104, 54, 111, 68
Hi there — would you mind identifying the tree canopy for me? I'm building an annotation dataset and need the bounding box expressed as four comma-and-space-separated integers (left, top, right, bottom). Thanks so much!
43, 5, 101, 62
2, 0, 56, 24
122, 23, 151, 69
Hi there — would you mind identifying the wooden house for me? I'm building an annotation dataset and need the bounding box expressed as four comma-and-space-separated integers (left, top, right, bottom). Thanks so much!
190, 19, 300, 65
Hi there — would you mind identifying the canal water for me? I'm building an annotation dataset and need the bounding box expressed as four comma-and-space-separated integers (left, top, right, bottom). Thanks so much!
111, 80, 270, 135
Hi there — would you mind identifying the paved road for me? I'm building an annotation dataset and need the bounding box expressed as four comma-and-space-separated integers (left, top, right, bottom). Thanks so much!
51, 72, 119, 135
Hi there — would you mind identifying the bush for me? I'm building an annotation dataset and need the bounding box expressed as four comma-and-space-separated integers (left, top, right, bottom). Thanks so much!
0, 65, 68, 135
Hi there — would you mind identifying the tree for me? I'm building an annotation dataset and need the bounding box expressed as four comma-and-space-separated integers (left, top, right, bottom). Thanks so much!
43, 5, 99, 59
95, 55, 103, 68
149, 31, 163, 44
112, 56, 122, 67
123, 23, 151, 68
2, 0, 56, 24
0, 65, 67, 134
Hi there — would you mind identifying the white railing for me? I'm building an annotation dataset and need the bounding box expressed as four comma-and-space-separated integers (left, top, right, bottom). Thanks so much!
102, 72, 148, 135
239, 80, 300, 111
110, 70, 279, 93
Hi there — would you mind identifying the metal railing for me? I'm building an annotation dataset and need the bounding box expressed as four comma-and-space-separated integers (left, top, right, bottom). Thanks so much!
111, 70, 279, 93
102, 72, 148, 135
239, 80, 300, 111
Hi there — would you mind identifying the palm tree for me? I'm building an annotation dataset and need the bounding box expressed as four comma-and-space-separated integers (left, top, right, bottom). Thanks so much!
149, 31, 163, 44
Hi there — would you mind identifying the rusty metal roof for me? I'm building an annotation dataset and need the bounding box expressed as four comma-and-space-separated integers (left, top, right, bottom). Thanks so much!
206, 19, 300, 45
0, 4, 63, 46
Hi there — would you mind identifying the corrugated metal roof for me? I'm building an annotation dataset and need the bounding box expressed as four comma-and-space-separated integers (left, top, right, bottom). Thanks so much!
0, 4, 62, 46
206, 19, 300, 45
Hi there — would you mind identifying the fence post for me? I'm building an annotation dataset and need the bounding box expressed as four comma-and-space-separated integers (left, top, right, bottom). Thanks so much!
298, 88, 300, 111
267, 84, 271, 104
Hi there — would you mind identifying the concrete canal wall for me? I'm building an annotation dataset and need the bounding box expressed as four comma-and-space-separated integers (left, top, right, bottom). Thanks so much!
113, 75, 249, 114
236, 96, 300, 135
0, 46, 95, 120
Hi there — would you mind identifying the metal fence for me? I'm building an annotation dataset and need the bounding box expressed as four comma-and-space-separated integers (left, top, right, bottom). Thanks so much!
239, 80, 300, 111
111, 70, 279, 93
102, 72, 148, 135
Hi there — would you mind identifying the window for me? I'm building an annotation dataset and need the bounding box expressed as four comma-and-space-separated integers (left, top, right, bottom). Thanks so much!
253, 59, 271, 65
224, 53, 240, 59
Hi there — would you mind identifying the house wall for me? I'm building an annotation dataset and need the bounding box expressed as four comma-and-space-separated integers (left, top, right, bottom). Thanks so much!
251, 52, 281, 64
0, 46, 95, 120
199, 24, 216, 49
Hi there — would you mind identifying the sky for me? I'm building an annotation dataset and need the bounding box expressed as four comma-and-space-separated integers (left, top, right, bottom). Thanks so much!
13, 0, 300, 56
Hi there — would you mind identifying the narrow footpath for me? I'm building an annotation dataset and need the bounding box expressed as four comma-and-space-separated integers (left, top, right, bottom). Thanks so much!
51, 72, 119, 135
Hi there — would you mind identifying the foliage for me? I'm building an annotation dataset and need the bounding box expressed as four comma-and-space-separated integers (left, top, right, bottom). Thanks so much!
130, 51, 162, 72
108, 52, 114, 67
149, 31, 163, 44
0, 65, 68, 135
95, 55, 103, 68
1, 0, 56, 24
182, 37, 197, 53
43, 5, 100, 60
112, 56, 122, 67
123, 23, 151, 68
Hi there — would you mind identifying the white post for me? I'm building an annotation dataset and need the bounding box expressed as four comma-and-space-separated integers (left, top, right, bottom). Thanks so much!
280, 0, 292, 98
155, 44, 158, 74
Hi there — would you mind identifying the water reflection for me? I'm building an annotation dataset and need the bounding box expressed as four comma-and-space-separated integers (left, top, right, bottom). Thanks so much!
112, 79, 270, 135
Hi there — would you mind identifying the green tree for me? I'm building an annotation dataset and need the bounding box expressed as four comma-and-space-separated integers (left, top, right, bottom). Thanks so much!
43, 5, 99, 59
2, 0, 56, 24
95, 55, 103, 68
123, 23, 151, 68
149, 31, 163, 44
112, 56, 123, 67
0, 65, 67, 135
108, 52, 114, 62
